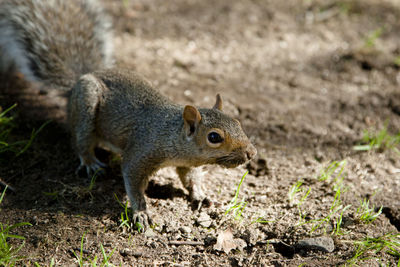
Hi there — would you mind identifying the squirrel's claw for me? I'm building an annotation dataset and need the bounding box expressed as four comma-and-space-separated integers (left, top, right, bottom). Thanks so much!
132, 210, 152, 232
190, 194, 212, 211
189, 185, 211, 211
76, 157, 107, 178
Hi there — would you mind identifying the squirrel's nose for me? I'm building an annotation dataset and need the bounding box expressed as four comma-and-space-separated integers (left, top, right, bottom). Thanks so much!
246, 144, 257, 160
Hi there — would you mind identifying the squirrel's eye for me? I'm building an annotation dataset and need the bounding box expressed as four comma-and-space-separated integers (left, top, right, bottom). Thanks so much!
208, 132, 224, 144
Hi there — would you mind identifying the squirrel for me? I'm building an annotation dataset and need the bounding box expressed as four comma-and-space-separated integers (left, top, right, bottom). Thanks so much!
0, 0, 257, 229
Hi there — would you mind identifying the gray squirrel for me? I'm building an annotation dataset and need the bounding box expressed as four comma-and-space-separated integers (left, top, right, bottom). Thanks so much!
0, 0, 257, 229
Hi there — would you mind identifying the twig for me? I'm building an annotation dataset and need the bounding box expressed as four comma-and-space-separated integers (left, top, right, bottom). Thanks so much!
168, 240, 204, 246
72, 248, 90, 255
119, 249, 143, 257
0, 180, 16, 193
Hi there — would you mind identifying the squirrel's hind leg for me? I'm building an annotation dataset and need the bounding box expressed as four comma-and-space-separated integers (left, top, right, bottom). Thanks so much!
69, 74, 107, 178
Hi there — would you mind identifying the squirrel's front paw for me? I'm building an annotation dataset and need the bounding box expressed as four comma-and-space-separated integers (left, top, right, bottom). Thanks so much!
190, 191, 211, 211
132, 210, 153, 232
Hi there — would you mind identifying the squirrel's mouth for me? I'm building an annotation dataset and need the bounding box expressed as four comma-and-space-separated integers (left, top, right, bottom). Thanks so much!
215, 154, 247, 168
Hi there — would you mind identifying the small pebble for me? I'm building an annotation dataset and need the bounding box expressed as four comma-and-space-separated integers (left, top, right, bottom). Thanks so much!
144, 228, 156, 237
179, 226, 192, 234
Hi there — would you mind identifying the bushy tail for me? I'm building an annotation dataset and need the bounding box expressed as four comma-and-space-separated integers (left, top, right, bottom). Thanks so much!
0, 0, 114, 90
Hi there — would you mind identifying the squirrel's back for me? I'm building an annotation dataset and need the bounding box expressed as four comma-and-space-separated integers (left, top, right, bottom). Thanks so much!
0, 0, 114, 89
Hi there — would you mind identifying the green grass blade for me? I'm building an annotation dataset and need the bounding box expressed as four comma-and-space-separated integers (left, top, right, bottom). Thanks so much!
15, 120, 51, 157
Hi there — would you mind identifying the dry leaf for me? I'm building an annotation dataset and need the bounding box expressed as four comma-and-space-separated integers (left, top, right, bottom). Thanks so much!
213, 229, 237, 254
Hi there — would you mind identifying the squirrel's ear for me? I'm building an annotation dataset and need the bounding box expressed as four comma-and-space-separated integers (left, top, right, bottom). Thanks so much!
183, 105, 202, 136
213, 94, 223, 111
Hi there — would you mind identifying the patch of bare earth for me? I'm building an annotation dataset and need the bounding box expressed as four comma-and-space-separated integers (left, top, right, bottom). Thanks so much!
1, 0, 399, 265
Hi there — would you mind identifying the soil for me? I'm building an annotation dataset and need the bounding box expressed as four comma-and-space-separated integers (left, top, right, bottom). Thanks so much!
0, 0, 399, 266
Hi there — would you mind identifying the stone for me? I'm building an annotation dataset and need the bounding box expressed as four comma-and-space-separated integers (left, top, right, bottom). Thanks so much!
179, 226, 192, 234
295, 236, 335, 253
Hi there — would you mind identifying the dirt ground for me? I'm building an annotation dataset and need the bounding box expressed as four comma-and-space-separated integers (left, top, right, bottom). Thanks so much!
1, 0, 400, 266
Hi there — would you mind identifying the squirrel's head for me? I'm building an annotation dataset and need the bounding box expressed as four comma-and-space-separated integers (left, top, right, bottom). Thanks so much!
182, 94, 257, 168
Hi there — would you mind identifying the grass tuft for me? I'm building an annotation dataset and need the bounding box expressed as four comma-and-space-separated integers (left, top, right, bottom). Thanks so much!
288, 180, 311, 206
0, 104, 50, 157
0, 104, 17, 154
0, 186, 32, 266
395, 56, 400, 67
294, 160, 351, 235
306, 187, 351, 235
364, 27, 383, 49
73, 232, 117, 266
347, 232, 400, 266
318, 160, 346, 182
114, 194, 133, 231
353, 125, 400, 154
288, 179, 311, 224
225, 171, 249, 220
73, 232, 86, 266
355, 198, 382, 224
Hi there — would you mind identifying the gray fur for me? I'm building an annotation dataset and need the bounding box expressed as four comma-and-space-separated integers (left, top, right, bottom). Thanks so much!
0, 0, 113, 89
68, 69, 257, 229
